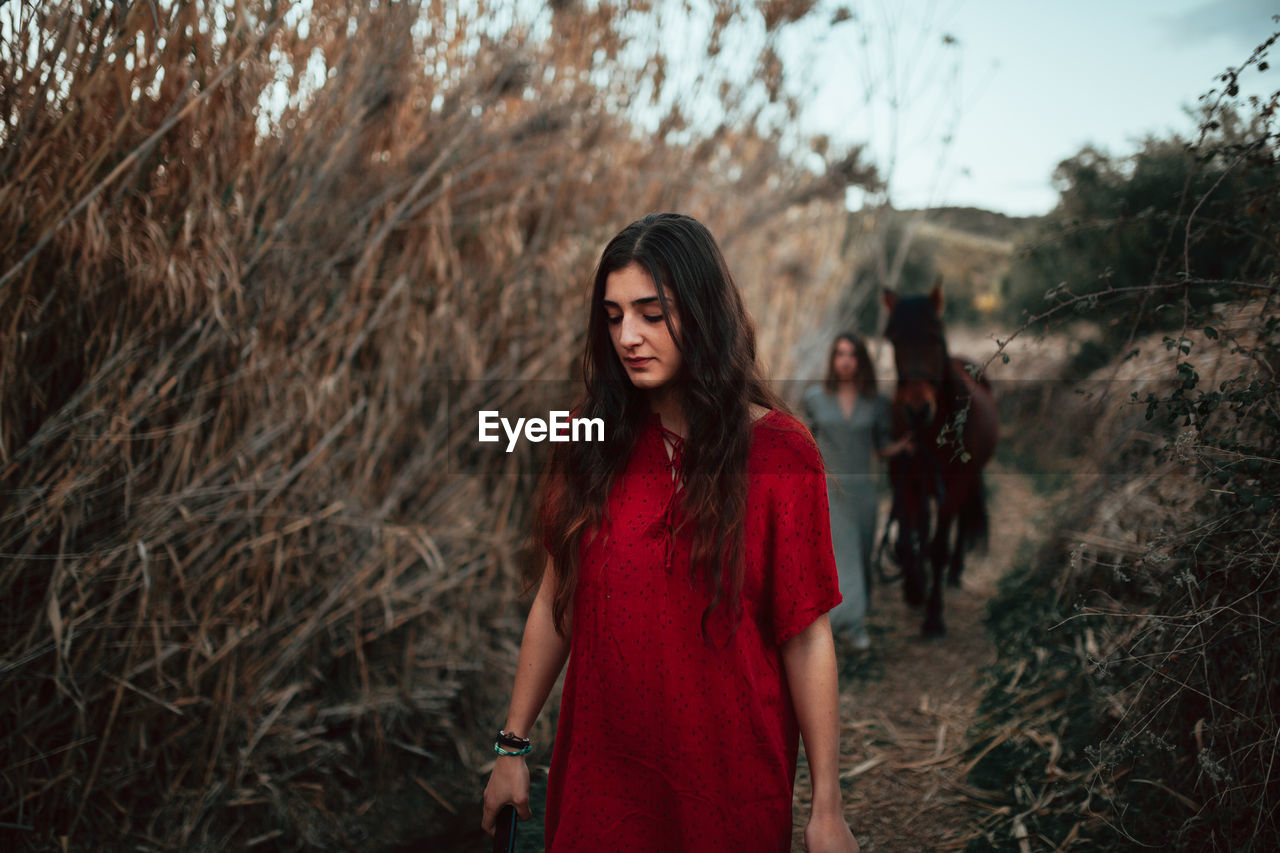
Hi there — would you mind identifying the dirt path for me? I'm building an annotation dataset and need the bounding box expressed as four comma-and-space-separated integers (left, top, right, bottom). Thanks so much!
791, 467, 1047, 852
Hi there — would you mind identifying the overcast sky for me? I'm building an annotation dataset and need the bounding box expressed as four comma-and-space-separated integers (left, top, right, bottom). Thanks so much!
789, 0, 1279, 216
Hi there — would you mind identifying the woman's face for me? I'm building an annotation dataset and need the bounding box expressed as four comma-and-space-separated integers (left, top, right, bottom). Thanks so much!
833, 339, 859, 381
604, 262, 683, 392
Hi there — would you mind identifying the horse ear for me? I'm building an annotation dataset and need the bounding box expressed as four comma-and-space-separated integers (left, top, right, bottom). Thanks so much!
929, 280, 945, 317
882, 288, 897, 312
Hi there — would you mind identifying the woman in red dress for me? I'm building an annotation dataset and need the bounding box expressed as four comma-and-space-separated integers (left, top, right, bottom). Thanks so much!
481, 213, 861, 852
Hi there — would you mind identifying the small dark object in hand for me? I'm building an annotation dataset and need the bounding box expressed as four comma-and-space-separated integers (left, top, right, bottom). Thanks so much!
493, 804, 518, 853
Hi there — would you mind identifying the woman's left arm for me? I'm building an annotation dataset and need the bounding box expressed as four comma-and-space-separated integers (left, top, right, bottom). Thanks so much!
782, 614, 861, 853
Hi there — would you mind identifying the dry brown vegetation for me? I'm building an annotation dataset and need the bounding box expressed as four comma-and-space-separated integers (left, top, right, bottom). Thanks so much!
0, 1, 881, 848
965, 304, 1280, 851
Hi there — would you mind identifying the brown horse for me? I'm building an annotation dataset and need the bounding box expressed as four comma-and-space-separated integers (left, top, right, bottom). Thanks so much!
882, 285, 998, 637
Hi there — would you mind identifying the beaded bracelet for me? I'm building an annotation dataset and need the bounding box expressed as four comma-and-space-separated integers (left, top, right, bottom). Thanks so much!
494, 742, 532, 757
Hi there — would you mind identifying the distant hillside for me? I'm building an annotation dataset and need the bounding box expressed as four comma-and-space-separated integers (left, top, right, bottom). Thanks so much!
834, 205, 1041, 329
892, 206, 1044, 322
916, 205, 1044, 241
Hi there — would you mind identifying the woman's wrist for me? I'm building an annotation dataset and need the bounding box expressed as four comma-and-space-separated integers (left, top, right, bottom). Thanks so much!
809, 782, 844, 816
494, 729, 533, 756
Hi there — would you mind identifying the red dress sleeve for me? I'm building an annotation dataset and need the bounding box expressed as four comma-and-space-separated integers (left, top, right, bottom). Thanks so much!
760, 414, 842, 645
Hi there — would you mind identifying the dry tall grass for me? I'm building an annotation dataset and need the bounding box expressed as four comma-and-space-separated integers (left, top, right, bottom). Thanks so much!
1, 1, 877, 848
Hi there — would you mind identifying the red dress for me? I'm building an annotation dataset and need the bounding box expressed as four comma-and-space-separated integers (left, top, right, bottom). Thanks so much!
545, 410, 841, 852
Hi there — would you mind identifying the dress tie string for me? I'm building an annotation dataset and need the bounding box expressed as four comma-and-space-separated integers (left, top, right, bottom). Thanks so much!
656, 424, 684, 571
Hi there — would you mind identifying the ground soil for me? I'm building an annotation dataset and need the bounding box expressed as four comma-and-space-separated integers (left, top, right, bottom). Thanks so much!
789, 467, 1050, 853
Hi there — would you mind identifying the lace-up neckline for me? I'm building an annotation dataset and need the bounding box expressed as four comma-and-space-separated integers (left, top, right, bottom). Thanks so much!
656, 421, 684, 482
646, 415, 686, 570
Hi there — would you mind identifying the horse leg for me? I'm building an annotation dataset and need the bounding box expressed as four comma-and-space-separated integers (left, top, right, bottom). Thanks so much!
923, 510, 952, 637
951, 475, 988, 588
900, 527, 925, 607
947, 520, 966, 588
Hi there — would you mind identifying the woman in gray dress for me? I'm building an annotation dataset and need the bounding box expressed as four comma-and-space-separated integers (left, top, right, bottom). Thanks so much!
802, 334, 911, 650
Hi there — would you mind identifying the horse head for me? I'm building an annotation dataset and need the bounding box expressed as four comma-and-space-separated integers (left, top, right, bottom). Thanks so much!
882, 283, 949, 431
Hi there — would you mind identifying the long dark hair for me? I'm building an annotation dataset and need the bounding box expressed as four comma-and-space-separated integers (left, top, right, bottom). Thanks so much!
534, 213, 784, 639
822, 332, 878, 396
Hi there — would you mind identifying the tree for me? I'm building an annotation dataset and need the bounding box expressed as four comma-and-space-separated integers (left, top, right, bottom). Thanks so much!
1004, 116, 1275, 358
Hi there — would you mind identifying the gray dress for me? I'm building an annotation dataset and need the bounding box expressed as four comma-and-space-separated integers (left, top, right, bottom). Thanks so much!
801, 386, 892, 642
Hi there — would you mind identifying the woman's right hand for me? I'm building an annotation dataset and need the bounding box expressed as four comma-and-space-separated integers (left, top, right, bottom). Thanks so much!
881, 433, 915, 459
480, 755, 532, 835
480, 558, 569, 834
